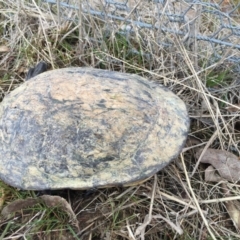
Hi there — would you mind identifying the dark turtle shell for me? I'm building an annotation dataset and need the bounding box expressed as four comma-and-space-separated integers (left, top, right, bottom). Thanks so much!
0, 68, 189, 190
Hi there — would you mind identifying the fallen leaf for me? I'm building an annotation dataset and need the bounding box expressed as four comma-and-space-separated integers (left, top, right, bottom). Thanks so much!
185, 136, 202, 147
226, 104, 240, 112
1, 198, 39, 219
204, 165, 224, 182
1, 195, 78, 227
196, 148, 240, 182
17, 66, 27, 75
40, 195, 77, 224
196, 148, 240, 231
222, 183, 240, 230
0, 46, 9, 53
0, 195, 80, 239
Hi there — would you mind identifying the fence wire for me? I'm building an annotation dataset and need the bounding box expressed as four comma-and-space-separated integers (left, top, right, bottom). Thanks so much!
43, 0, 240, 65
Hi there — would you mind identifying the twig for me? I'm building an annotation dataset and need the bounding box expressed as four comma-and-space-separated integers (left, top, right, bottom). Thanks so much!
181, 154, 217, 240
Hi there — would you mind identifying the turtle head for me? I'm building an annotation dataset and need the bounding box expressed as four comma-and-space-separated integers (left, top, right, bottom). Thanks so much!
26, 61, 48, 80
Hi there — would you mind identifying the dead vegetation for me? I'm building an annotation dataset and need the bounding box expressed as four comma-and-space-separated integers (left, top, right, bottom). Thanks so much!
0, 0, 240, 239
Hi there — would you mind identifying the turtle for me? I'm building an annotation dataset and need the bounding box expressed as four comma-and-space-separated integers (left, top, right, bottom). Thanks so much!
0, 63, 189, 190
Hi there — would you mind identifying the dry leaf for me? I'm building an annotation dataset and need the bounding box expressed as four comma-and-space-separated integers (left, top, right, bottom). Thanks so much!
0, 46, 9, 53
204, 165, 224, 182
222, 183, 240, 230
196, 148, 240, 182
17, 66, 27, 75
196, 149, 240, 230
40, 195, 77, 223
0, 195, 79, 238
1, 195, 78, 227
1, 198, 39, 219
226, 104, 240, 112
185, 136, 202, 147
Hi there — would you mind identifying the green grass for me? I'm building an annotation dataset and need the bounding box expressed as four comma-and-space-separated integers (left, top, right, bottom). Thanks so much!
1, 208, 74, 239
206, 68, 232, 88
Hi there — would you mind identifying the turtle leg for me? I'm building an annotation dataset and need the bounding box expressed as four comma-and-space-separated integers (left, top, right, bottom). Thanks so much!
26, 61, 48, 80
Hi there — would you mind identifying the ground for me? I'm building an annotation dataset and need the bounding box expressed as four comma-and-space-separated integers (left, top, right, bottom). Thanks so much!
0, 0, 240, 239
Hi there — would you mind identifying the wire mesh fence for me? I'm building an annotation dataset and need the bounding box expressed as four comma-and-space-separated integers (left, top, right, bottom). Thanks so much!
42, 0, 240, 66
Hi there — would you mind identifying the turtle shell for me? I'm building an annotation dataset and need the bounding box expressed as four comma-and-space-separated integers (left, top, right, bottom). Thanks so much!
0, 68, 189, 190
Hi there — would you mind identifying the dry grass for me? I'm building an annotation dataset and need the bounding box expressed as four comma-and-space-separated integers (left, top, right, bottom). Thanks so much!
0, 0, 240, 239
